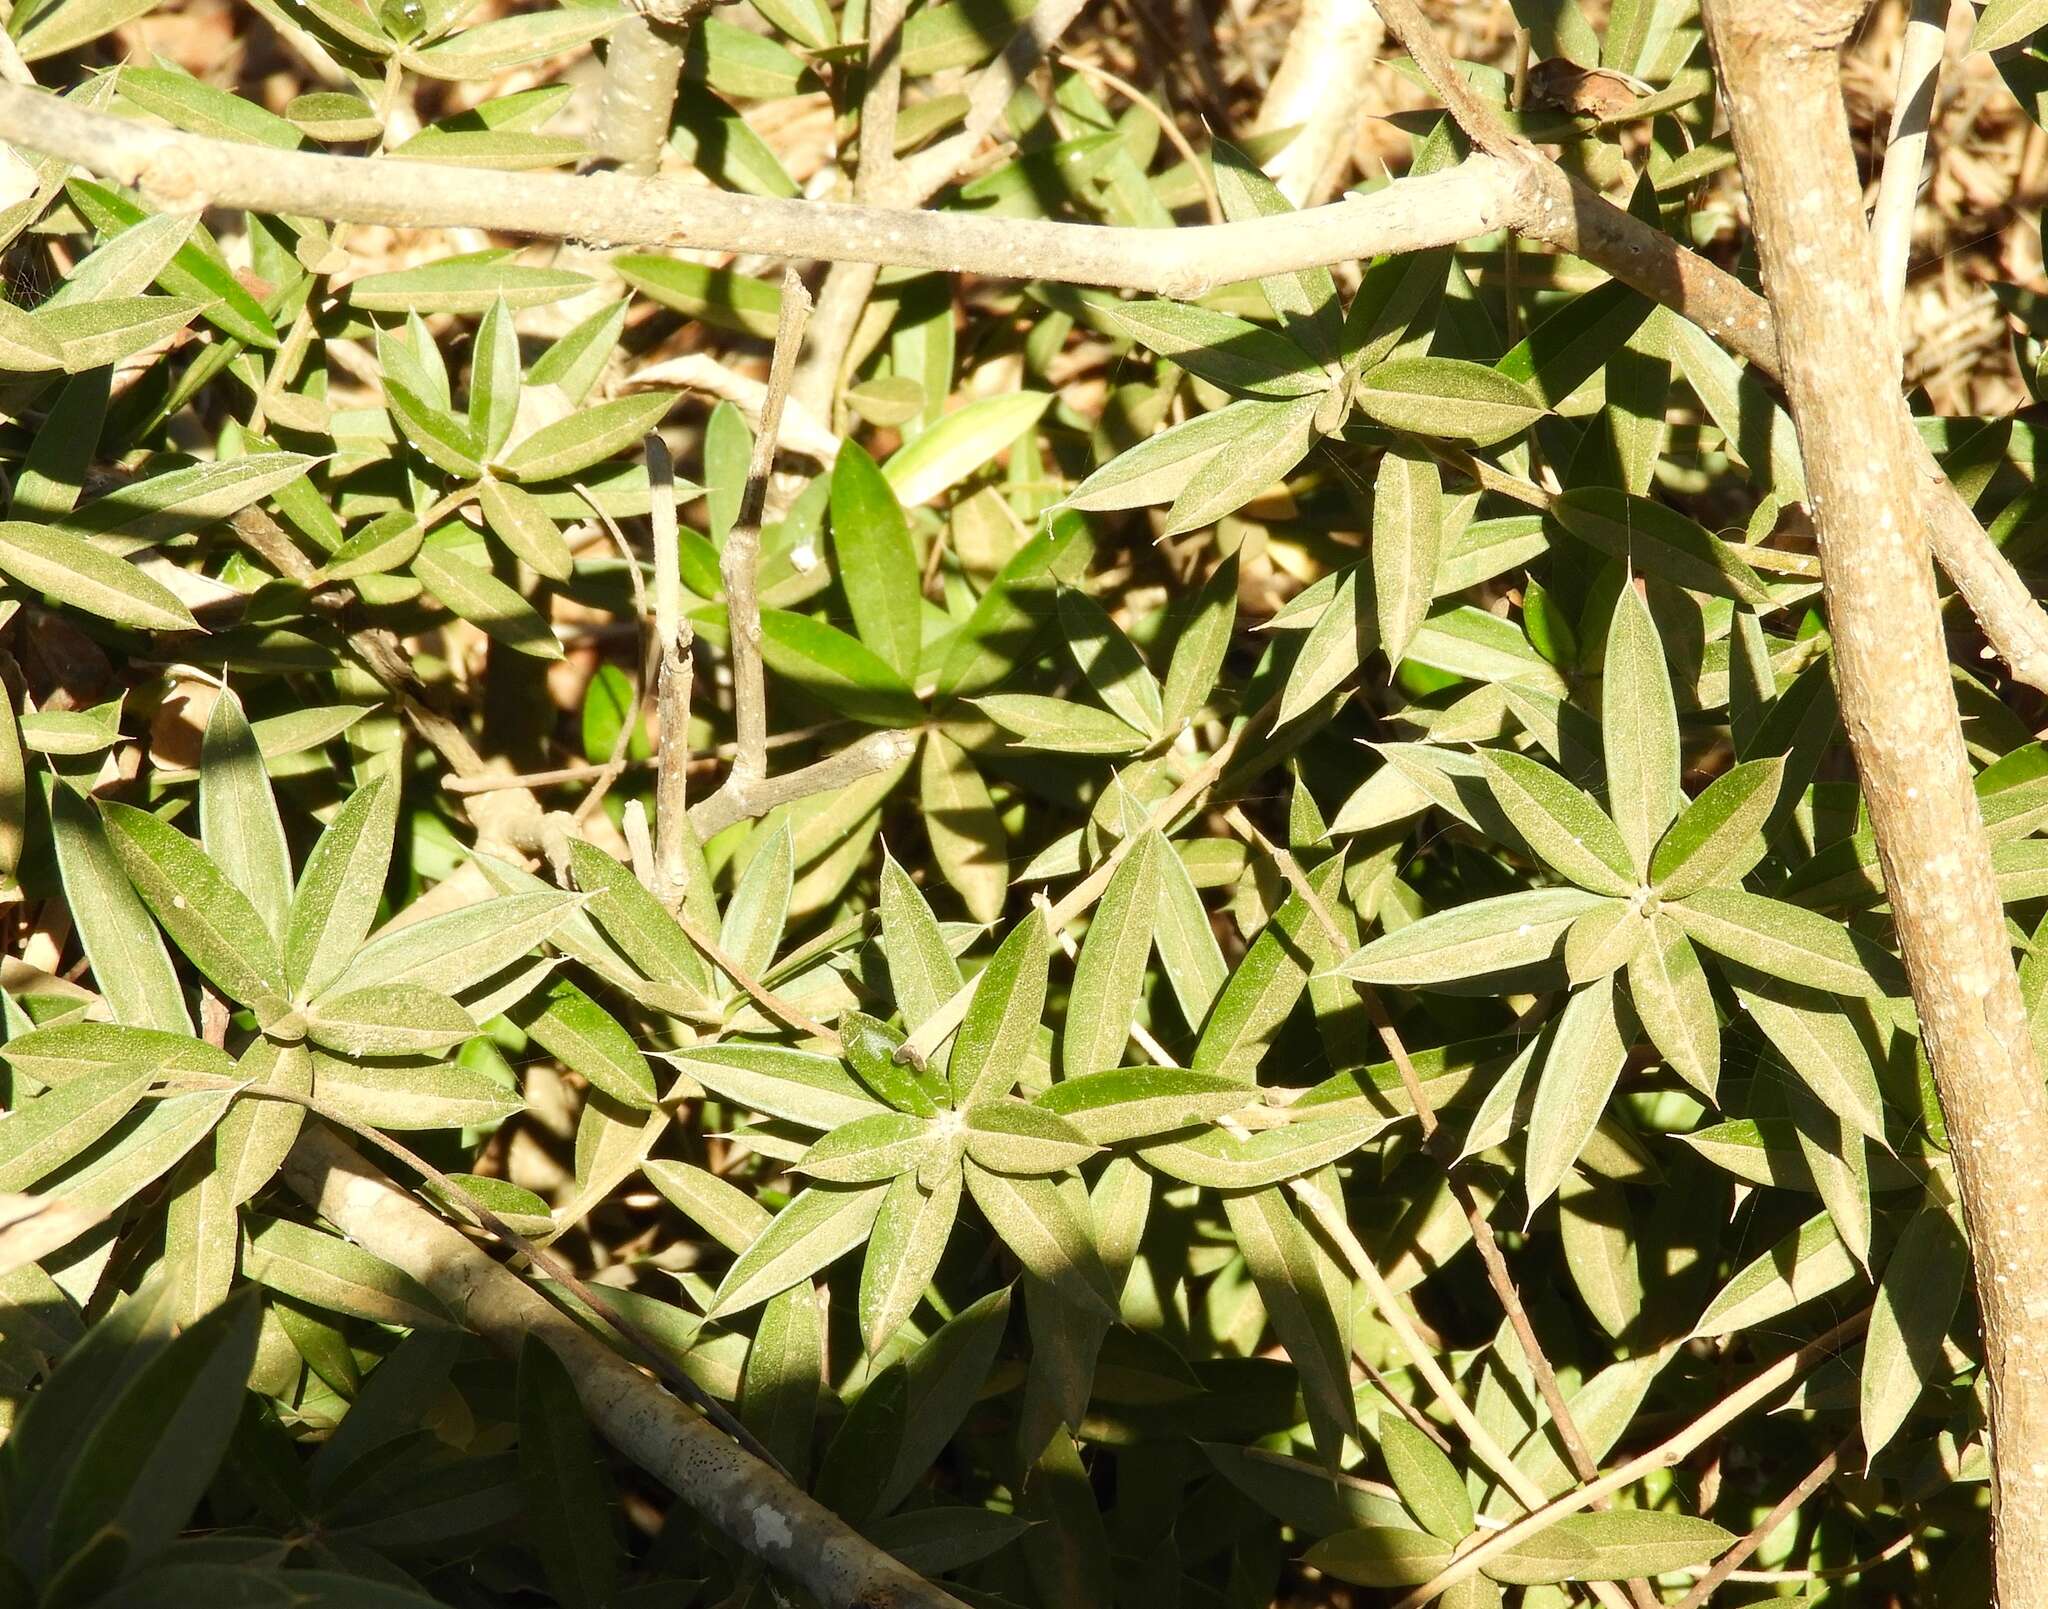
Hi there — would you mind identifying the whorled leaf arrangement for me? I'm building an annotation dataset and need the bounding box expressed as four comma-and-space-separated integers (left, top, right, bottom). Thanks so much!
0, 0, 2040, 1605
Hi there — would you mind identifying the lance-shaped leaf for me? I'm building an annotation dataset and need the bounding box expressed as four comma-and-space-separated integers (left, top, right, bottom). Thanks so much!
1334, 887, 1609, 988
1860, 1207, 1969, 1463
513, 978, 656, 1108
1063, 400, 1267, 513
414, 545, 563, 660
1108, 300, 1326, 398
1550, 489, 1772, 606
314, 1056, 523, 1131
567, 839, 714, 1002
1163, 392, 1322, 536
1138, 1113, 1381, 1189
1550, 1512, 1738, 1579
841, 1011, 942, 1117
469, 296, 521, 461
1064, 830, 1164, 1076
1379, 1414, 1475, 1542
0, 1022, 234, 1088
1625, 913, 1720, 1100
1602, 583, 1681, 877
1155, 836, 1228, 1029
758, 611, 924, 727
1373, 446, 1444, 667
1650, 757, 1785, 898
286, 777, 398, 1001
1035, 1066, 1248, 1145
65, 452, 316, 544
50, 788, 190, 1034
304, 983, 477, 1057
720, 818, 793, 984
673, 1043, 884, 1129
517, 1336, 620, 1609
330, 891, 580, 999
1736, 985, 1891, 1149
478, 478, 572, 581
241, 1214, 450, 1329
1524, 975, 1631, 1213
1278, 563, 1378, 726
214, 1037, 310, 1208
796, 1111, 940, 1183
1352, 357, 1546, 445
883, 393, 1051, 508
644, 1159, 770, 1252
860, 1167, 963, 1354
1564, 900, 1643, 983
708, 1184, 887, 1318
974, 693, 1150, 755
1671, 887, 1888, 999
1161, 550, 1239, 731
38, 295, 206, 374
0, 1066, 156, 1194
964, 1099, 1097, 1175
921, 732, 1008, 925
1481, 751, 1636, 896
388, 380, 486, 478
199, 688, 292, 945
101, 802, 292, 1022
498, 393, 673, 482
348, 257, 592, 315
964, 1160, 1117, 1318
1694, 1211, 1860, 1339
1306, 1527, 1454, 1587
0, 521, 198, 632
1058, 587, 1163, 739
1212, 140, 1344, 362
950, 910, 1049, 1107
830, 440, 923, 678
1224, 1186, 1356, 1465
880, 852, 964, 1033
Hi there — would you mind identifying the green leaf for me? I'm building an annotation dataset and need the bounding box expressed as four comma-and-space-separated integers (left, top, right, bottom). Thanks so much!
199, 687, 292, 945
830, 440, 924, 677
1481, 751, 1636, 896
67, 454, 316, 547
313, 1055, 522, 1131
0, 521, 197, 632
1335, 888, 1608, 988
329, 890, 580, 998
1059, 587, 1164, 738
1064, 830, 1164, 1076
880, 854, 966, 1036
884, 394, 1052, 507
516, 977, 655, 1108
974, 693, 1149, 755
1138, 1114, 1381, 1189
963, 1159, 1116, 1317
1154, 835, 1228, 1029
567, 839, 714, 1003
859, 1166, 963, 1353
101, 802, 291, 1022
516, 1337, 619, 1609
1601, 584, 1681, 877
1353, 357, 1546, 445
937, 508, 1094, 697
1625, 913, 1720, 1100
1484, 1527, 1599, 1586
720, 817, 793, 982
1524, 975, 1630, 1212
406, 8, 619, 77
43, 211, 200, 306
47, 1290, 259, 1572
1373, 446, 1444, 666
349, 256, 592, 315
1224, 1184, 1356, 1464
36, 295, 206, 374
66, 179, 277, 347
0, 301, 62, 373
304, 983, 476, 1056
964, 1098, 1097, 1174
1559, 1171, 1643, 1339
414, 543, 564, 660
920, 732, 1008, 925
1161, 551, 1239, 731
0, 1022, 232, 1088
0, 1066, 156, 1194
797, 1110, 939, 1183
1973, 0, 2048, 53
1211, 140, 1343, 362
241, 1213, 449, 1328
1380, 1414, 1475, 1542
951, 909, 1049, 1107
1108, 300, 1326, 397
614, 256, 781, 337
1861, 1207, 1969, 1463
1693, 1211, 1857, 1338
285, 777, 398, 1001
499, 393, 673, 482
1550, 489, 1772, 606
673, 1043, 885, 1129
1063, 400, 1267, 514
468, 296, 521, 458
1278, 564, 1376, 726
758, 610, 924, 726
1163, 392, 1322, 535
1551, 1511, 1738, 1578
1306, 1525, 1453, 1587
1651, 758, 1785, 897
17, 0, 158, 58
1034, 1065, 1246, 1144
49, 790, 190, 1034
478, 476, 574, 582
708, 1184, 887, 1317
320, 511, 424, 582
1672, 888, 1886, 998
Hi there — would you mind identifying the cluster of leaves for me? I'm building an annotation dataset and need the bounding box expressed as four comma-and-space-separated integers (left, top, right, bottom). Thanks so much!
4, 0, 2047, 1605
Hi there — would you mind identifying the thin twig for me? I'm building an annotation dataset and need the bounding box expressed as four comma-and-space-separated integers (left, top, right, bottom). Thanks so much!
703, 269, 812, 825
648, 435, 696, 907
1871, 0, 1948, 325
1672, 1437, 1847, 1609
1056, 50, 1221, 222
674, 908, 843, 1051
1390, 1310, 1874, 1609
